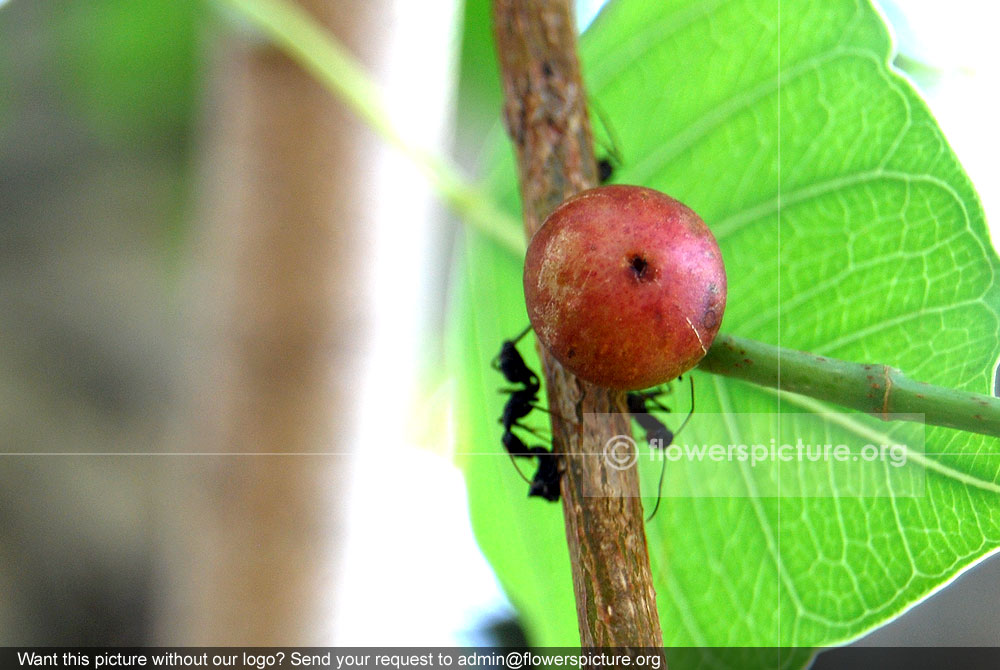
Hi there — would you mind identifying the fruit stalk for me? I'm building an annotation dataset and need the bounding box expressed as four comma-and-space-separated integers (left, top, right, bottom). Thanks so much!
700, 334, 1000, 438
492, 0, 664, 649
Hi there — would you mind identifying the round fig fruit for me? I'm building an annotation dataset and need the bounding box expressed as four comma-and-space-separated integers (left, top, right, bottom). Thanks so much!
523, 185, 726, 390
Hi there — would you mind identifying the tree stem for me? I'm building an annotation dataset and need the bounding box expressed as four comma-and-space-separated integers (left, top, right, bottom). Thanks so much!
218, 0, 525, 255
700, 334, 1000, 438
493, 0, 664, 649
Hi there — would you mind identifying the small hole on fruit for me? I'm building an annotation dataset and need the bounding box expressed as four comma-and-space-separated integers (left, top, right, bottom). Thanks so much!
628, 255, 650, 281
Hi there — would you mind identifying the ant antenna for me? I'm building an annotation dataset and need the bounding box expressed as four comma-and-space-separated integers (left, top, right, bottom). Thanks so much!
589, 98, 624, 168
510, 324, 533, 343
646, 375, 695, 522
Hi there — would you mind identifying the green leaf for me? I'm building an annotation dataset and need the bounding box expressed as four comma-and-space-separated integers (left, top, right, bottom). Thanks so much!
451, 0, 1000, 658
455, 0, 503, 140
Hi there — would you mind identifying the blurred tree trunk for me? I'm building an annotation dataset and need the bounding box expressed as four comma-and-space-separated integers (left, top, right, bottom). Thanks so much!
161, 0, 386, 644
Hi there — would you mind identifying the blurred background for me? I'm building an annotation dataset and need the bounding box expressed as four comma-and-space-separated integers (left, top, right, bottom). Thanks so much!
0, 0, 997, 651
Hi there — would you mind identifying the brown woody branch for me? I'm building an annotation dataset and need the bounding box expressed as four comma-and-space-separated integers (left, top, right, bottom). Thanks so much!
492, 0, 664, 649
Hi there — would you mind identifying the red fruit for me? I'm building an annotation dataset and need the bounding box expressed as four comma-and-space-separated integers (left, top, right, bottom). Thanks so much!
523, 185, 726, 390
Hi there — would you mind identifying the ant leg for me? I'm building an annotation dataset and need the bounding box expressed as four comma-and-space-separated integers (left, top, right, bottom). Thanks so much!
644, 383, 676, 412
512, 422, 551, 441
508, 456, 532, 484
673, 375, 696, 436
589, 98, 624, 167
644, 391, 672, 416
508, 456, 533, 484
526, 401, 575, 426
646, 376, 696, 522
501, 431, 533, 484
497, 385, 534, 394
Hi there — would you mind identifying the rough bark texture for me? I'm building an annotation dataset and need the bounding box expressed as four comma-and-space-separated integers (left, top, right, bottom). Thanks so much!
492, 0, 664, 650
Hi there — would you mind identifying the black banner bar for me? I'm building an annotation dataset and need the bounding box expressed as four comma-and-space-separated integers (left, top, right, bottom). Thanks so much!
5, 647, 998, 670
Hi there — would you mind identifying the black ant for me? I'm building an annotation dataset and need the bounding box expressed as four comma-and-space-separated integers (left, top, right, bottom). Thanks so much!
626, 376, 695, 522
493, 326, 561, 502
493, 325, 545, 440
597, 157, 615, 184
